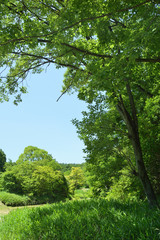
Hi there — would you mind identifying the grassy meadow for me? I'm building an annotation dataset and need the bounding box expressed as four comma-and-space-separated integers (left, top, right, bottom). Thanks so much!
0, 198, 159, 240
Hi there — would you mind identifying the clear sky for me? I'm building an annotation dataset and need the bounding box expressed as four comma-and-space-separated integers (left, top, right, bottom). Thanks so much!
0, 66, 87, 164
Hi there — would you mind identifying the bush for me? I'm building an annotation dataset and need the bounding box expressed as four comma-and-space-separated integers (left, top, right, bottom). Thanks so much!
0, 192, 30, 206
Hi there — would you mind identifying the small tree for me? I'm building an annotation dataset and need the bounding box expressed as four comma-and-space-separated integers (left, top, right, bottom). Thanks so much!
68, 167, 85, 194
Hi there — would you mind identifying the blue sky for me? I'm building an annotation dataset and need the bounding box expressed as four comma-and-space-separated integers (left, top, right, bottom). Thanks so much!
0, 66, 87, 164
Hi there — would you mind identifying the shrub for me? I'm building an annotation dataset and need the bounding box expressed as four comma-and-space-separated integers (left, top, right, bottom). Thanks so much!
0, 192, 30, 206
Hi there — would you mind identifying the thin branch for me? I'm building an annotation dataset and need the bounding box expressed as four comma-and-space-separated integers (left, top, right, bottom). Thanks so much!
56, 54, 87, 101
6, 61, 49, 81
116, 148, 138, 175
61, 43, 112, 59
12, 51, 54, 62
61, 43, 160, 63
21, 0, 49, 24
39, 0, 61, 14
136, 58, 160, 63
116, 95, 135, 134
135, 84, 154, 97
126, 80, 138, 131
56, 83, 72, 102
110, 18, 127, 28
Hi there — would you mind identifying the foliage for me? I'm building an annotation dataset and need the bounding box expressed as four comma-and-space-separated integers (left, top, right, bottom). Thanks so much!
67, 167, 85, 193
17, 146, 61, 170
73, 93, 160, 203
73, 98, 137, 198
4, 159, 16, 171
106, 167, 144, 201
1, 164, 69, 204
73, 188, 91, 200
59, 163, 85, 175
1, 170, 24, 194
0, 146, 69, 204
0, 149, 6, 172
0, 192, 30, 206
30, 166, 69, 202
0, 199, 159, 240
0, 0, 160, 205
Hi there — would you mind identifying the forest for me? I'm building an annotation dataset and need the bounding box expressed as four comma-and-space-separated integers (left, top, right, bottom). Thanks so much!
0, 0, 160, 239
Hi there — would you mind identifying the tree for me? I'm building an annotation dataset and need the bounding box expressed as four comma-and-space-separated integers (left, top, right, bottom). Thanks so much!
73, 96, 145, 199
68, 167, 85, 193
1, 147, 69, 203
0, 149, 6, 172
17, 146, 61, 170
4, 159, 16, 171
28, 166, 69, 201
59, 163, 84, 175
0, 0, 159, 206
1, 159, 69, 203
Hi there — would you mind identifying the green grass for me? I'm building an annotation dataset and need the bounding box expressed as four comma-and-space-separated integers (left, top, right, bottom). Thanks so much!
0, 199, 159, 240
73, 188, 91, 200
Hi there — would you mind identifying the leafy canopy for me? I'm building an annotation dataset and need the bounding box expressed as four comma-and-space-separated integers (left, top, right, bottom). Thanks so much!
17, 146, 61, 170
0, 0, 159, 103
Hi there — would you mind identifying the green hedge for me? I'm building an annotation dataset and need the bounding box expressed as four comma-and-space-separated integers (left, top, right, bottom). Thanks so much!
0, 192, 30, 206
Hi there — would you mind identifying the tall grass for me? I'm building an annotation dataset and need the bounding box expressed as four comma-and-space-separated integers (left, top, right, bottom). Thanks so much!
0, 199, 159, 240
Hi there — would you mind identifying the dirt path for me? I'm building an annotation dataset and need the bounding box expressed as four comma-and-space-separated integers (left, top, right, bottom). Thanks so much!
0, 201, 47, 217
0, 201, 10, 216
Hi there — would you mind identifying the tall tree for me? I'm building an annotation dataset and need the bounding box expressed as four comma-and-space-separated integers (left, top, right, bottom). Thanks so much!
0, 149, 6, 172
0, 0, 159, 206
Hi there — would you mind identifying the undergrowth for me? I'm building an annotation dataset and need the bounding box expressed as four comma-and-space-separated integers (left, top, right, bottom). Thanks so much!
0, 199, 159, 240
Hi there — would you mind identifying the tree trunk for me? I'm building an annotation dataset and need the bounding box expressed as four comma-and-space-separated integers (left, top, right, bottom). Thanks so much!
130, 128, 158, 207
116, 82, 158, 207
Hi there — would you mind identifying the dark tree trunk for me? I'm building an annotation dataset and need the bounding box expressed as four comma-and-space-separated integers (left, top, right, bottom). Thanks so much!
116, 81, 158, 207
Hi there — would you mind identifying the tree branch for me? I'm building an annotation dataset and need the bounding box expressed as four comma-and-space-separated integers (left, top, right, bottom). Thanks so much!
135, 84, 154, 97
126, 80, 138, 131
61, 43, 112, 59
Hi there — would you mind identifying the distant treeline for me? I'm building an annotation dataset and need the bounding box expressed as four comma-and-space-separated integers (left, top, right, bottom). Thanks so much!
59, 163, 85, 174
